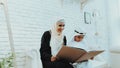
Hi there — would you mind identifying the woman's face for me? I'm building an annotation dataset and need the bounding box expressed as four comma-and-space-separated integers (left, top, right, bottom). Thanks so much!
74, 35, 84, 42
56, 22, 65, 33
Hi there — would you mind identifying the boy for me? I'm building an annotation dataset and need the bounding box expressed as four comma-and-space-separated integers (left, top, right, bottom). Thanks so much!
68, 30, 93, 68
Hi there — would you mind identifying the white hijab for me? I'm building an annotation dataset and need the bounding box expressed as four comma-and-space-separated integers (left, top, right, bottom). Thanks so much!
50, 19, 65, 56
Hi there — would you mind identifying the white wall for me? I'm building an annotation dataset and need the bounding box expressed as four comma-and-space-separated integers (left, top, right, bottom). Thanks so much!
8, 0, 44, 48
107, 0, 120, 46
106, 0, 120, 68
0, 1, 10, 49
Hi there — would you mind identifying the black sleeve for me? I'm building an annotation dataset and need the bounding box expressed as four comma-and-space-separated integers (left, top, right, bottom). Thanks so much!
63, 36, 67, 45
40, 31, 52, 61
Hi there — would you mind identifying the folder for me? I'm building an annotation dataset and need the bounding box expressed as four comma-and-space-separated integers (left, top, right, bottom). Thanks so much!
56, 46, 104, 63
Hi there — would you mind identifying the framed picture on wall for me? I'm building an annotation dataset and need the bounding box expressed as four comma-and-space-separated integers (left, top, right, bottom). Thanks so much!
84, 12, 91, 24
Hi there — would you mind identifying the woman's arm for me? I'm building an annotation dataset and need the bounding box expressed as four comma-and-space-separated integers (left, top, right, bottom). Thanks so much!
63, 36, 67, 45
40, 31, 52, 61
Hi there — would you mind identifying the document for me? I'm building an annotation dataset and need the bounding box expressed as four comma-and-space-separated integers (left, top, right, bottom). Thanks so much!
56, 46, 104, 63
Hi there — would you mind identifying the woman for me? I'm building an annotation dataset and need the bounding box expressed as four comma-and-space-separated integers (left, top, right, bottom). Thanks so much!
40, 19, 73, 68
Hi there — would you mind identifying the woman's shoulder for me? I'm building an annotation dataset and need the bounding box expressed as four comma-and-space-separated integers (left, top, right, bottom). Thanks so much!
43, 30, 51, 36
44, 30, 50, 33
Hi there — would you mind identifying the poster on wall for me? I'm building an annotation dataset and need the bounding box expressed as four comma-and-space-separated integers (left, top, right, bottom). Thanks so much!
84, 12, 91, 24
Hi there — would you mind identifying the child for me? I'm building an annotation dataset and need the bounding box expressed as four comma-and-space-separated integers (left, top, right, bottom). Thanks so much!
67, 30, 93, 68
68, 30, 89, 51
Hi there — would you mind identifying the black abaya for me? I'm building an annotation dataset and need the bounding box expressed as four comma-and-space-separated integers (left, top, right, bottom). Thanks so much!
40, 31, 73, 68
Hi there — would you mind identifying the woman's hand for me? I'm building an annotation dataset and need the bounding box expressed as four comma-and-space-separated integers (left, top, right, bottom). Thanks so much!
51, 56, 57, 62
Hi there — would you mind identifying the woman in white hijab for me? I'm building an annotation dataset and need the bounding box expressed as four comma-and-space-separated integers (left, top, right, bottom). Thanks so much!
40, 18, 73, 68
68, 30, 93, 68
